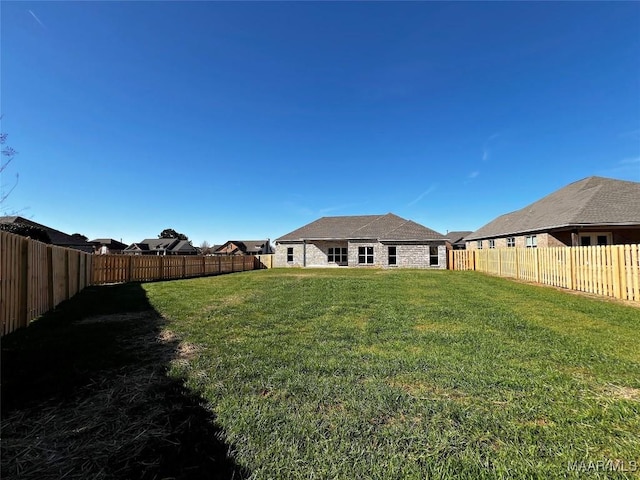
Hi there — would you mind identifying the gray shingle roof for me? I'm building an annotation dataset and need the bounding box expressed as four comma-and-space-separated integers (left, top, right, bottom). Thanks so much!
276, 213, 445, 242
445, 231, 473, 245
466, 176, 640, 241
124, 238, 197, 253
0, 216, 95, 252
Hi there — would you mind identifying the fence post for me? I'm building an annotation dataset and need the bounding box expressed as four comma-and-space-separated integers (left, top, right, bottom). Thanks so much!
46, 245, 54, 312
126, 255, 132, 283
610, 246, 620, 299
64, 249, 70, 300
159, 256, 164, 280
77, 252, 82, 293
183, 256, 187, 278
534, 248, 540, 284
231, 255, 234, 272
19, 237, 29, 329
632, 245, 640, 302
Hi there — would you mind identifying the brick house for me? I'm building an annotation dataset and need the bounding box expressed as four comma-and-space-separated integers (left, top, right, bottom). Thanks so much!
123, 238, 198, 255
275, 213, 447, 268
445, 231, 472, 250
213, 240, 273, 256
465, 176, 640, 249
90, 238, 128, 254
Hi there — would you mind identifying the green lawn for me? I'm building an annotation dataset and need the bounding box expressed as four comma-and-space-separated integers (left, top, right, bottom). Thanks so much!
142, 269, 640, 479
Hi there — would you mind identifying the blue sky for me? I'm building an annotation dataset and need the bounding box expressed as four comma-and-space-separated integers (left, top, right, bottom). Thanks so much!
2, 1, 639, 246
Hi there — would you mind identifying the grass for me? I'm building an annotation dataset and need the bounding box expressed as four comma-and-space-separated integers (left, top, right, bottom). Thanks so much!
2, 268, 638, 479
1, 283, 248, 480
139, 268, 640, 479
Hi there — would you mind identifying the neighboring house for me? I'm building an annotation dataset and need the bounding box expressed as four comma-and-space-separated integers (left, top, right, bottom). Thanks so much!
89, 238, 128, 254
466, 176, 640, 249
123, 238, 198, 255
213, 240, 273, 256
0, 216, 95, 253
275, 213, 447, 268
445, 231, 472, 250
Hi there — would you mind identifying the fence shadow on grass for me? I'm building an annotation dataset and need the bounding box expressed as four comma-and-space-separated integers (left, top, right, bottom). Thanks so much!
1, 282, 250, 480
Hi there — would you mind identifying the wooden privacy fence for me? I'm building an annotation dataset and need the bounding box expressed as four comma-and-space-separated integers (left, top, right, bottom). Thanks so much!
449, 245, 640, 302
92, 254, 268, 284
1, 231, 93, 336
1, 230, 275, 336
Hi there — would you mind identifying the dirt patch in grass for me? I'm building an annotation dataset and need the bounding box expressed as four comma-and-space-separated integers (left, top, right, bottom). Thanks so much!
1, 284, 249, 480
600, 384, 640, 401
388, 377, 469, 402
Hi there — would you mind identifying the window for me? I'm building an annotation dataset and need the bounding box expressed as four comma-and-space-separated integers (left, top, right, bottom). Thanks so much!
488, 239, 495, 249
507, 237, 515, 248
358, 246, 374, 264
477, 240, 483, 249
388, 246, 397, 265
287, 247, 293, 262
328, 247, 348, 263
526, 235, 537, 248
429, 246, 439, 266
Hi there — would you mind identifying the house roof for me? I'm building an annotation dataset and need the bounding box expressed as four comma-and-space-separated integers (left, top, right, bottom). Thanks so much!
0, 216, 95, 252
276, 213, 445, 242
466, 176, 640, 241
446, 231, 473, 246
89, 238, 128, 249
214, 240, 273, 254
124, 238, 197, 253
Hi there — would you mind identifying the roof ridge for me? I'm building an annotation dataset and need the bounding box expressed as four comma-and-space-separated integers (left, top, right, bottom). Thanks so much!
569, 179, 603, 224
348, 214, 386, 236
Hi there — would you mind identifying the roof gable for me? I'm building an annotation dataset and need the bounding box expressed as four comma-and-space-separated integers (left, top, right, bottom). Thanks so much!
446, 231, 473, 244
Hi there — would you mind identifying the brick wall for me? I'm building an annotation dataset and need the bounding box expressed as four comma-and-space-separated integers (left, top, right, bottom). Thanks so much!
275, 241, 447, 268
467, 227, 640, 250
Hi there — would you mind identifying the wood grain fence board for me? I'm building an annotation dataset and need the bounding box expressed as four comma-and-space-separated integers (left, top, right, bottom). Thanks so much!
2, 230, 273, 336
446, 243, 640, 303
631, 245, 640, 302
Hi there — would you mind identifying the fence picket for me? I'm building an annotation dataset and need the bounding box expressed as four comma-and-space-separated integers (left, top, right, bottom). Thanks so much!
1, 231, 274, 336
448, 244, 640, 303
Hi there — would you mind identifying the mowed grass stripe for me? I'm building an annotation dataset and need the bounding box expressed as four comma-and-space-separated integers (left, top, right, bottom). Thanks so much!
143, 269, 640, 479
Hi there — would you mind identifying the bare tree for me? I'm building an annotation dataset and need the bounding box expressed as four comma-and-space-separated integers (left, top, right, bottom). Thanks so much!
200, 240, 213, 255
0, 118, 19, 213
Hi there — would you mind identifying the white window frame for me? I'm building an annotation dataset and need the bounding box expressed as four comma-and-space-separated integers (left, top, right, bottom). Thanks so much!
526, 235, 537, 248
477, 240, 483, 249
358, 246, 374, 264
507, 237, 515, 248
388, 246, 397, 266
488, 239, 496, 249
287, 247, 294, 262
328, 247, 348, 263
429, 246, 439, 266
